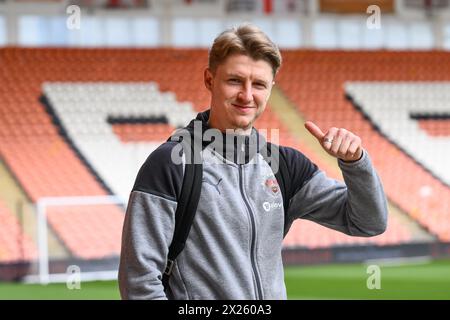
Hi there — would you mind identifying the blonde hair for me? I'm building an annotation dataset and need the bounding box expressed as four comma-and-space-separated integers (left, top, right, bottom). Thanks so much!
208, 24, 282, 77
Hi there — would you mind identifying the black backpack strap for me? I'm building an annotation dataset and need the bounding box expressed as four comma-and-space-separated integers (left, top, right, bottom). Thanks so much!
264, 143, 292, 235
162, 135, 203, 291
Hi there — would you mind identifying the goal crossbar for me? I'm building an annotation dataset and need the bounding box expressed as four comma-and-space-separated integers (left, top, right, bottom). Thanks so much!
33, 195, 125, 285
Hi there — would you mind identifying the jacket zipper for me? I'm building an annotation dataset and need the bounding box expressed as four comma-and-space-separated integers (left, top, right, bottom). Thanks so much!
238, 164, 263, 300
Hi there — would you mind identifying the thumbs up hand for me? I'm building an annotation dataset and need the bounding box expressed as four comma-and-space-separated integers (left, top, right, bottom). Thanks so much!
304, 121, 363, 162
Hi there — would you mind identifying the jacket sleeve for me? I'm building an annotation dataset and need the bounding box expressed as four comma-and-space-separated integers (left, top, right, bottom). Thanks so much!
118, 142, 183, 300
285, 148, 388, 237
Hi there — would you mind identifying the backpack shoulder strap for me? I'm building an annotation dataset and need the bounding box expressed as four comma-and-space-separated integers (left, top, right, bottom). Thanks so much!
263, 143, 292, 235
162, 137, 203, 291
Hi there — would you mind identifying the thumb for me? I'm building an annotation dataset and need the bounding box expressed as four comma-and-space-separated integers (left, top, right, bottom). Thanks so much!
305, 121, 325, 141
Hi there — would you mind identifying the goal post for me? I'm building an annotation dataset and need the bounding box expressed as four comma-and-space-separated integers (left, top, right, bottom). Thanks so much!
25, 195, 126, 285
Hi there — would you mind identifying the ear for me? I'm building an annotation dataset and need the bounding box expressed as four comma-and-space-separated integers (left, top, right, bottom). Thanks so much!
266, 80, 275, 102
204, 68, 213, 91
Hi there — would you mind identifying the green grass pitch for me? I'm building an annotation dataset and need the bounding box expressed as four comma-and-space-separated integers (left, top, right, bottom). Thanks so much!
0, 259, 449, 299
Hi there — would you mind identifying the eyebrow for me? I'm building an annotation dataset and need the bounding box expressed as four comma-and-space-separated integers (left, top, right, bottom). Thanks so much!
226, 73, 270, 85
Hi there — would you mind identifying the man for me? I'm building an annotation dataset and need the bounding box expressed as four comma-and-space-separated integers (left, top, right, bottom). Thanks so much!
118, 24, 388, 300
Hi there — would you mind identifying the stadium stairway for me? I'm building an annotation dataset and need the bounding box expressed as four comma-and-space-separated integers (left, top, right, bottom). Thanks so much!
0, 159, 69, 261
0, 161, 37, 263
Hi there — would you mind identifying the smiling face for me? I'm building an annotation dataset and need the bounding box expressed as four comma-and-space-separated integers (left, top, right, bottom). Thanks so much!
204, 54, 274, 135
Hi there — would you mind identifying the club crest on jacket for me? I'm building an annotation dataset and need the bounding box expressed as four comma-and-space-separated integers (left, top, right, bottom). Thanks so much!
262, 174, 280, 196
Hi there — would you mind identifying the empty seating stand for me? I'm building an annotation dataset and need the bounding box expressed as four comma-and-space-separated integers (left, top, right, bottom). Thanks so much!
278, 50, 450, 242
0, 48, 446, 261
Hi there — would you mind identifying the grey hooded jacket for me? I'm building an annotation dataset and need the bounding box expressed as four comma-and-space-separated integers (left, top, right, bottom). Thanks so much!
118, 110, 388, 300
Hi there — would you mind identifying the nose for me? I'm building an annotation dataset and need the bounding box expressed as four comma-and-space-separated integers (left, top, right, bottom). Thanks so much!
237, 82, 253, 104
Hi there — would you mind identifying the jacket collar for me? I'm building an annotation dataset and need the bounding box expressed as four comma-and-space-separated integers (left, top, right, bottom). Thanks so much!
184, 109, 267, 164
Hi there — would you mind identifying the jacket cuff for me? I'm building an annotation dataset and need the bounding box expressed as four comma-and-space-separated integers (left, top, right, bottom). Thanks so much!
337, 149, 369, 170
